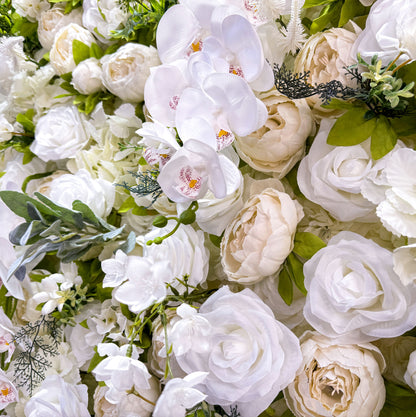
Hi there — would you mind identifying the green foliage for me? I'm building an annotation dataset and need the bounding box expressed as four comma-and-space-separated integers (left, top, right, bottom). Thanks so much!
380, 380, 416, 417
111, 0, 177, 45
0, 191, 135, 281
0, 109, 36, 163
303, 0, 370, 33
13, 316, 61, 395
48, 0, 82, 14
186, 402, 241, 417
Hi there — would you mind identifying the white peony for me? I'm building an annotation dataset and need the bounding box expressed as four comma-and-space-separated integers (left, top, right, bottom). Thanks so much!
352, 0, 416, 65
297, 118, 376, 222
303, 231, 416, 343
235, 89, 313, 177
71, 57, 104, 95
42, 169, 115, 219
221, 187, 303, 284
12, 0, 50, 22
24, 375, 90, 417
171, 286, 302, 417
37, 6, 82, 50
50, 23, 95, 75
284, 332, 386, 417
30, 105, 88, 162
101, 43, 160, 102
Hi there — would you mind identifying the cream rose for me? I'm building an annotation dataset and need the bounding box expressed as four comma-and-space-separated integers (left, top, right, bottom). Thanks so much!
235, 89, 314, 178
221, 187, 303, 284
303, 231, 416, 343
37, 6, 82, 50
30, 105, 88, 162
294, 28, 358, 117
101, 43, 160, 102
71, 57, 104, 95
284, 332, 386, 417
50, 23, 95, 75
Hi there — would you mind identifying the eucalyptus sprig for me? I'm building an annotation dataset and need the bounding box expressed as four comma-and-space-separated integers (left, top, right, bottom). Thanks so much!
0, 190, 136, 281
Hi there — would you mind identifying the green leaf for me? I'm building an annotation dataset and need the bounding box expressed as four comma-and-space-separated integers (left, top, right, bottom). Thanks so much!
21, 171, 53, 193
293, 232, 326, 260
87, 349, 105, 373
278, 267, 293, 306
72, 200, 101, 227
118, 231, 136, 254
391, 114, 416, 137
72, 39, 91, 65
16, 111, 34, 133
310, 1, 342, 34
89, 42, 104, 59
322, 98, 361, 110
287, 253, 307, 295
397, 61, 416, 94
303, 0, 337, 8
327, 107, 377, 146
380, 380, 416, 417
338, 0, 369, 27
118, 196, 137, 213
370, 116, 398, 159
209, 234, 222, 248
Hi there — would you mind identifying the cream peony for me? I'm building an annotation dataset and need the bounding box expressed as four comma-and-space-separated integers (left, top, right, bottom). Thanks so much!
30, 105, 88, 162
37, 6, 82, 50
221, 187, 303, 284
235, 89, 313, 178
352, 0, 416, 65
71, 57, 104, 95
284, 332, 386, 417
50, 23, 95, 75
297, 118, 376, 222
294, 27, 358, 116
171, 286, 302, 417
101, 43, 160, 102
303, 231, 416, 343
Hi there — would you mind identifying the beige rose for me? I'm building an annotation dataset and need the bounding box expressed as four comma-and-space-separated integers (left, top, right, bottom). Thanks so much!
50, 23, 95, 75
294, 28, 359, 118
221, 187, 303, 284
37, 6, 82, 50
235, 89, 314, 177
284, 332, 386, 417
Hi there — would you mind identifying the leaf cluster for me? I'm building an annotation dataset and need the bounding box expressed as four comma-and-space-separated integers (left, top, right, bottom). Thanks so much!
13, 316, 61, 395
0, 0, 12, 35
187, 402, 241, 417
111, 0, 177, 45
277, 232, 326, 306
48, 0, 82, 14
0, 191, 135, 281
303, 0, 370, 34
380, 380, 416, 417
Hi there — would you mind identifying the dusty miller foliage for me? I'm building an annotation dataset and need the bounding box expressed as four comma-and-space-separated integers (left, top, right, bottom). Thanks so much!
117, 169, 162, 206
273, 63, 363, 104
13, 316, 61, 395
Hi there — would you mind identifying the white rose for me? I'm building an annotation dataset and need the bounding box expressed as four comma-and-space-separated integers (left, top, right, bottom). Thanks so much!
24, 375, 90, 417
143, 222, 209, 289
37, 6, 82, 50
235, 89, 313, 177
374, 337, 416, 386
303, 231, 416, 343
221, 187, 303, 284
12, 0, 50, 22
101, 43, 160, 102
171, 286, 302, 417
71, 57, 103, 95
352, 0, 416, 65
284, 332, 386, 417
294, 28, 358, 116
405, 351, 416, 392
50, 23, 95, 75
82, 0, 129, 43
297, 118, 376, 222
30, 105, 88, 162
42, 169, 115, 218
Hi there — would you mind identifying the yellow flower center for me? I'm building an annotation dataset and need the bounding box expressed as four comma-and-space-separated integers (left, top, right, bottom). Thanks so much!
1, 388, 9, 396
189, 179, 198, 188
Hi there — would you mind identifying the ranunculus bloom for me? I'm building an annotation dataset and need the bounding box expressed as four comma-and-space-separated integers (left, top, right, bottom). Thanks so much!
297, 118, 376, 222
171, 286, 302, 417
294, 27, 358, 116
37, 6, 82, 50
352, 0, 416, 65
101, 43, 160, 103
303, 231, 416, 343
221, 187, 303, 284
71, 57, 103, 95
284, 332, 386, 417
50, 23, 95, 75
30, 105, 88, 162
235, 89, 313, 177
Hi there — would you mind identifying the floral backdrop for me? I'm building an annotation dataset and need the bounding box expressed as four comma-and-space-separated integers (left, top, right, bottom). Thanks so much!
0, 0, 416, 416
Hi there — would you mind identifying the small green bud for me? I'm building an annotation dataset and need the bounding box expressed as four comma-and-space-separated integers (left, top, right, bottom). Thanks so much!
153, 237, 164, 245
153, 215, 168, 228
179, 209, 196, 225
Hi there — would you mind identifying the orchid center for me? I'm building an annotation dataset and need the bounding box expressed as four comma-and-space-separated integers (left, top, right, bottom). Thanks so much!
216, 129, 234, 151
177, 166, 202, 198
168, 95, 180, 110
229, 65, 244, 78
